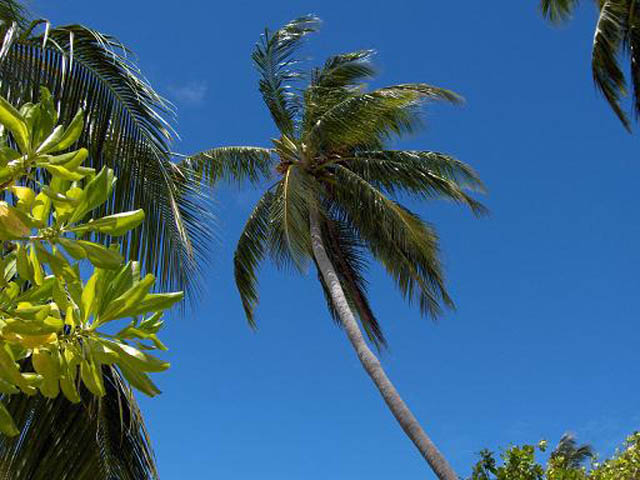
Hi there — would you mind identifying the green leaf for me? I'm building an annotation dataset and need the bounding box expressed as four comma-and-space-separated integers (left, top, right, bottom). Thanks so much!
0, 378, 18, 395
43, 147, 88, 167
107, 340, 169, 372
15, 244, 33, 283
50, 109, 84, 153
44, 163, 88, 181
69, 209, 145, 237
81, 270, 100, 324
100, 274, 155, 323
0, 201, 30, 240
126, 292, 184, 318
80, 357, 105, 397
57, 237, 87, 261
32, 348, 61, 398
68, 167, 115, 223
117, 361, 161, 397
88, 338, 119, 364
0, 95, 29, 153
59, 370, 81, 403
52, 278, 69, 312
36, 125, 64, 154
10, 186, 35, 211
31, 192, 51, 224
15, 275, 55, 303
76, 240, 123, 270
0, 403, 18, 437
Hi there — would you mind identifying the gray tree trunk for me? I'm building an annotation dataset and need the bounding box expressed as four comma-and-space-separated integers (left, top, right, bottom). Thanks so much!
309, 210, 458, 480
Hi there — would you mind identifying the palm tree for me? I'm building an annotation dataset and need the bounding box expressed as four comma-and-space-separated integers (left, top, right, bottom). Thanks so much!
550, 433, 594, 470
186, 16, 486, 480
541, 0, 640, 131
0, 1, 211, 477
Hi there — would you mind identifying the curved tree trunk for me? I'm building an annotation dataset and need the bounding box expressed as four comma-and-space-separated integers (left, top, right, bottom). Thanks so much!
309, 210, 458, 480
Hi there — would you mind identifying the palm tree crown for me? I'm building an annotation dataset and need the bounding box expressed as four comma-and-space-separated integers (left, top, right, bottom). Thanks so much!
188, 15, 485, 347
541, 0, 640, 131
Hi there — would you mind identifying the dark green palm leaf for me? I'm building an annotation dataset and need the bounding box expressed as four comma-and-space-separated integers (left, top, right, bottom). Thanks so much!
306, 84, 462, 151
234, 191, 276, 327
592, 0, 630, 130
341, 150, 487, 215
0, 0, 26, 29
541, 0, 640, 131
252, 15, 320, 135
625, 4, 640, 119
269, 165, 317, 270
184, 146, 274, 186
317, 213, 386, 348
311, 50, 376, 88
541, 0, 581, 22
328, 165, 453, 318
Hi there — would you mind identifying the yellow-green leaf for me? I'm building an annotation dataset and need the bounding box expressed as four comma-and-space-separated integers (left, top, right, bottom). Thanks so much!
50, 109, 84, 153
0, 403, 18, 437
70, 209, 145, 237
80, 358, 105, 397
76, 240, 123, 270
44, 164, 88, 181
0, 96, 29, 153
31, 192, 51, 224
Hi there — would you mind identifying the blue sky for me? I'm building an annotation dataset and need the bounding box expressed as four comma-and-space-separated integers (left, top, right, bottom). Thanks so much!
35, 1, 640, 478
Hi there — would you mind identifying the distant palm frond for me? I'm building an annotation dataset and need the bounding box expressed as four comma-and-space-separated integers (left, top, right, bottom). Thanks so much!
541, 0, 640, 131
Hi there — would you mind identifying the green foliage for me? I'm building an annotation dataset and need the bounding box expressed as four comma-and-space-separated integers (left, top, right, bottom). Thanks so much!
469, 433, 640, 480
590, 433, 640, 480
0, 88, 181, 437
188, 17, 485, 349
470, 444, 545, 480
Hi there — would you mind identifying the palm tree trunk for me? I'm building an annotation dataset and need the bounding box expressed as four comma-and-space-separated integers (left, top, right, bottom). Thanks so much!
309, 210, 458, 480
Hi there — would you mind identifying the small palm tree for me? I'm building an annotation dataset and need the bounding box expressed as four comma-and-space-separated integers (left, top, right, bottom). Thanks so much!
187, 16, 485, 480
541, 0, 640, 131
551, 433, 594, 470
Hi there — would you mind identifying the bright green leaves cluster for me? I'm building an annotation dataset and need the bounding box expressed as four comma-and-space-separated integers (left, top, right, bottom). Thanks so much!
589, 433, 640, 480
0, 88, 182, 436
469, 434, 640, 480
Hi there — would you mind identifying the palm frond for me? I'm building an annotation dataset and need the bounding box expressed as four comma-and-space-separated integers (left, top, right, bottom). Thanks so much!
318, 213, 386, 349
0, 368, 158, 480
268, 165, 317, 270
306, 84, 462, 151
551, 433, 594, 469
252, 15, 320, 135
340, 150, 487, 215
592, 0, 631, 130
327, 165, 453, 319
184, 146, 274, 186
626, 4, 640, 119
0, 21, 208, 295
311, 50, 376, 88
303, 50, 375, 132
541, 0, 581, 23
234, 191, 275, 327
0, 0, 27, 29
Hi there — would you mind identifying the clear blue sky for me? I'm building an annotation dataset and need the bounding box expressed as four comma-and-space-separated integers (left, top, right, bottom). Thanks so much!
34, 1, 640, 478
